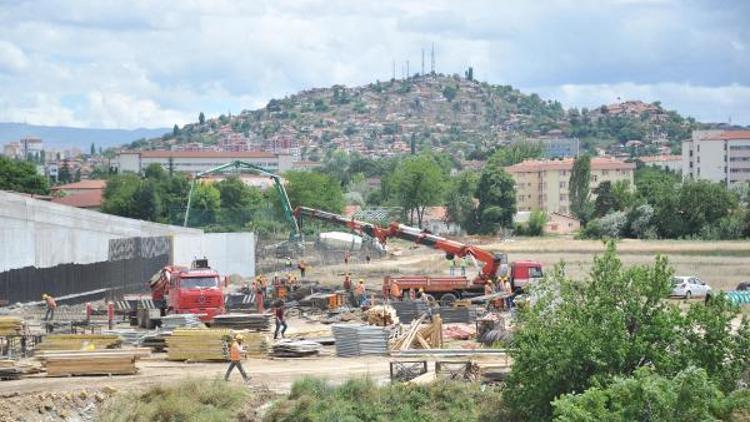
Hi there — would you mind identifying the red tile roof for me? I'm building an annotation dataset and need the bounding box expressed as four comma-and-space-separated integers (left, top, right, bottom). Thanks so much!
135, 151, 275, 159
506, 157, 635, 173
704, 130, 750, 141
51, 190, 103, 208
50, 179, 107, 191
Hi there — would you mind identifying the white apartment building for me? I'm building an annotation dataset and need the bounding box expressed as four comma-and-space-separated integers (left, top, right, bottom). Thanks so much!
116, 151, 294, 174
682, 130, 750, 186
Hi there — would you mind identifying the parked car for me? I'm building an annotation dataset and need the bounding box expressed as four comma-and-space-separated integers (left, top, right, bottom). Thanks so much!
671, 276, 712, 299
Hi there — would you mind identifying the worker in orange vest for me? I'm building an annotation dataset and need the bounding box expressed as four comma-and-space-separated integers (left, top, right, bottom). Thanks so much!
484, 281, 494, 296
255, 276, 265, 313
389, 281, 402, 301
42, 294, 56, 321
224, 334, 250, 383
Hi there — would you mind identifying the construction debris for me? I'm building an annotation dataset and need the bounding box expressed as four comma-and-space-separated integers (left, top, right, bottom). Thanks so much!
0, 359, 40, 380
332, 324, 390, 357
271, 340, 322, 357
36, 334, 121, 351
435, 360, 481, 382
212, 313, 271, 331
389, 360, 428, 382
365, 305, 399, 326
41, 349, 147, 377
160, 314, 205, 330
0, 317, 24, 335
443, 324, 475, 341
391, 315, 443, 350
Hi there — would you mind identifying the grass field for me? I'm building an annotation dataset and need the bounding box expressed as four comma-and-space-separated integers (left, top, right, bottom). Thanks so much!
306, 237, 750, 292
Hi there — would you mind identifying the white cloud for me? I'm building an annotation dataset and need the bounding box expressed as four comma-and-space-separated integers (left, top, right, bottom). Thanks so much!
0, 0, 747, 128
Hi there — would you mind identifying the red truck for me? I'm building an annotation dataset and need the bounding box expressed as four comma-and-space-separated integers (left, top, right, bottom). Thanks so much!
293, 207, 544, 306
126, 259, 226, 328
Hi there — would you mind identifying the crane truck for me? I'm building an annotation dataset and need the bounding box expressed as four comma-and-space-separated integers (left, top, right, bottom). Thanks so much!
293, 206, 543, 306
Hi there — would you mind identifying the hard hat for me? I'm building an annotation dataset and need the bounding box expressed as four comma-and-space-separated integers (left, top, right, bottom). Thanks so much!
419, 287, 425, 292
359, 279, 364, 283
235, 334, 244, 341
42, 294, 48, 299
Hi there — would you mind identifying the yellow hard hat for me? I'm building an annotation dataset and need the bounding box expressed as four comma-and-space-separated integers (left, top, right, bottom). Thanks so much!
235, 334, 244, 341
419, 288, 424, 292
359, 279, 364, 283
42, 294, 48, 299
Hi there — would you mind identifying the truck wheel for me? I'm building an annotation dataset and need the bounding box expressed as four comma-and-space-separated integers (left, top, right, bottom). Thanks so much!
422, 294, 436, 306
440, 293, 457, 307
685, 291, 692, 300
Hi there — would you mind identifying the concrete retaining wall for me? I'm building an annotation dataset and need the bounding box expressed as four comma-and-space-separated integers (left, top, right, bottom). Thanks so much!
0, 191, 202, 272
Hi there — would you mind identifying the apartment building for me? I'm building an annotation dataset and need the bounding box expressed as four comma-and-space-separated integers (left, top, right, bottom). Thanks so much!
638, 155, 682, 173
115, 151, 294, 174
682, 130, 750, 186
506, 157, 635, 214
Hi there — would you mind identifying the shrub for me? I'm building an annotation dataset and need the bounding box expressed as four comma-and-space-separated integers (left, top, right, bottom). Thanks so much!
98, 378, 248, 422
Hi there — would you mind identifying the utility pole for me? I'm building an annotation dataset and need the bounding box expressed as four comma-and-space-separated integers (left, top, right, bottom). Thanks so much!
392, 59, 396, 80
421, 48, 425, 76
406, 60, 410, 78
430, 43, 436, 74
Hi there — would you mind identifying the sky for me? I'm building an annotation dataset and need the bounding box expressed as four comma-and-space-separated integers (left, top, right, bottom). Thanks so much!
0, 0, 748, 129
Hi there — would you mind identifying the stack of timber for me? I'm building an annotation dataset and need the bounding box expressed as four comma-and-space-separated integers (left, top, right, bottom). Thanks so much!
102, 329, 145, 346
141, 332, 170, 352
166, 329, 231, 361
160, 314, 205, 330
390, 301, 429, 323
391, 315, 444, 351
437, 307, 477, 323
0, 317, 24, 335
242, 332, 270, 356
0, 359, 22, 380
365, 305, 399, 326
36, 334, 121, 351
212, 314, 271, 331
332, 324, 390, 357
38, 349, 148, 377
271, 340, 322, 357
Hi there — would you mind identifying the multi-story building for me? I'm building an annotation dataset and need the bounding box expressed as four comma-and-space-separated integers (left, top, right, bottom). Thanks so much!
115, 150, 294, 174
506, 157, 635, 214
638, 155, 682, 173
682, 130, 750, 186
20, 137, 44, 158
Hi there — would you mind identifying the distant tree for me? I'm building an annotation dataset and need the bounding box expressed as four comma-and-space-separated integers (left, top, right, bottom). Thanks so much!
98, 147, 103, 155
442, 85, 458, 102
391, 154, 445, 227
465, 66, 474, 81
39, 150, 45, 164
198, 112, 206, 125
90, 143, 96, 156
445, 170, 479, 233
189, 183, 221, 226
285, 170, 344, 213
678, 180, 738, 237
173, 124, 180, 137
488, 142, 543, 167
0, 156, 49, 194
475, 163, 516, 234
144, 163, 166, 180
58, 160, 72, 184
101, 174, 141, 217
131, 180, 160, 221
73, 168, 81, 182
569, 155, 593, 223
593, 181, 617, 217
167, 157, 175, 176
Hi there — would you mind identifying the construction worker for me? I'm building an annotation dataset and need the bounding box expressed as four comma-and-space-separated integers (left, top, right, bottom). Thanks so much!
42, 294, 56, 321
389, 281, 402, 301
224, 334, 250, 383
343, 273, 352, 291
344, 251, 350, 265
449, 258, 457, 276
355, 279, 366, 307
273, 299, 287, 340
460, 257, 467, 276
484, 280, 494, 296
255, 276, 265, 313
298, 260, 306, 278
286, 257, 293, 270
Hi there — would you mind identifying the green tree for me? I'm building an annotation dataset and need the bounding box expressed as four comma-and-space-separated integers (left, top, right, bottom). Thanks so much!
678, 180, 738, 237
524, 209, 548, 236
445, 171, 479, 233
593, 181, 617, 217
144, 163, 166, 180
391, 154, 445, 227
90, 142, 96, 156
475, 164, 516, 234
189, 183, 221, 225
488, 142, 543, 167
58, 160, 72, 184
505, 242, 750, 420
0, 156, 49, 194
442, 85, 458, 102
553, 367, 750, 421
101, 173, 141, 217
198, 112, 205, 125
173, 124, 181, 137
73, 168, 81, 182
285, 170, 344, 213
569, 155, 593, 223
130, 180, 160, 221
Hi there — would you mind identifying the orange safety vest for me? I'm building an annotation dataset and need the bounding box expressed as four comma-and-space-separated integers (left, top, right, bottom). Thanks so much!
229, 341, 242, 361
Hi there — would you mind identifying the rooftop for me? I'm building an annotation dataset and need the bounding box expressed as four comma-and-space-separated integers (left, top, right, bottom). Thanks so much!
50, 190, 104, 208
506, 157, 635, 172
50, 179, 107, 191
638, 155, 682, 163
125, 150, 276, 159
704, 130, 750, 141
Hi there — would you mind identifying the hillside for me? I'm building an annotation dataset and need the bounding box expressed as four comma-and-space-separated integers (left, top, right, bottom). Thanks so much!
126, 73, 707, 160
0, 122, 169, 150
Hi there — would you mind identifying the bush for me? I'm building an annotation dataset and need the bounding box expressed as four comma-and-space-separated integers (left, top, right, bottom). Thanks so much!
98, 378, 248, 422
515, 209, 547, 236
266, 377, 506, 421
580, 211, 626, 239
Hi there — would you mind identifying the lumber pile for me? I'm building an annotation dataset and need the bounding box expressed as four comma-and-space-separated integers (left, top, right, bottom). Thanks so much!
212, 313, 271, 331
271, 340, 321, 357
365, 305, 399, 326
166, 329, 231, 361
0, 359, 22, 380
41, 350, 145, 377
36, 334, 121, 351
141, 332, 169, 352
391, 315, 443, 351
0, 316, 24, 335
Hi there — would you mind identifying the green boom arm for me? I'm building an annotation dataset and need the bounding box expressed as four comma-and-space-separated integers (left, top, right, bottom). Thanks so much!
183, 160, 301, 241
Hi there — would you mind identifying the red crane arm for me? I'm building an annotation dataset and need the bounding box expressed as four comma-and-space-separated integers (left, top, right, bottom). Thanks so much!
293, 206, 504, 281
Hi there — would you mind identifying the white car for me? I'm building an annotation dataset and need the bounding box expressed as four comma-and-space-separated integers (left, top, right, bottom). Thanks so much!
671, 276, 712, 299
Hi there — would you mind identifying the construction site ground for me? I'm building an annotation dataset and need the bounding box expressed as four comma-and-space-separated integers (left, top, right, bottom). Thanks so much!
1, 236, 748, 420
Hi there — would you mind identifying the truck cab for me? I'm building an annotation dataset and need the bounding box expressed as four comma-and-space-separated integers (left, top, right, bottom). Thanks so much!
166, 261, 225, 321
510, 260, 544, 291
